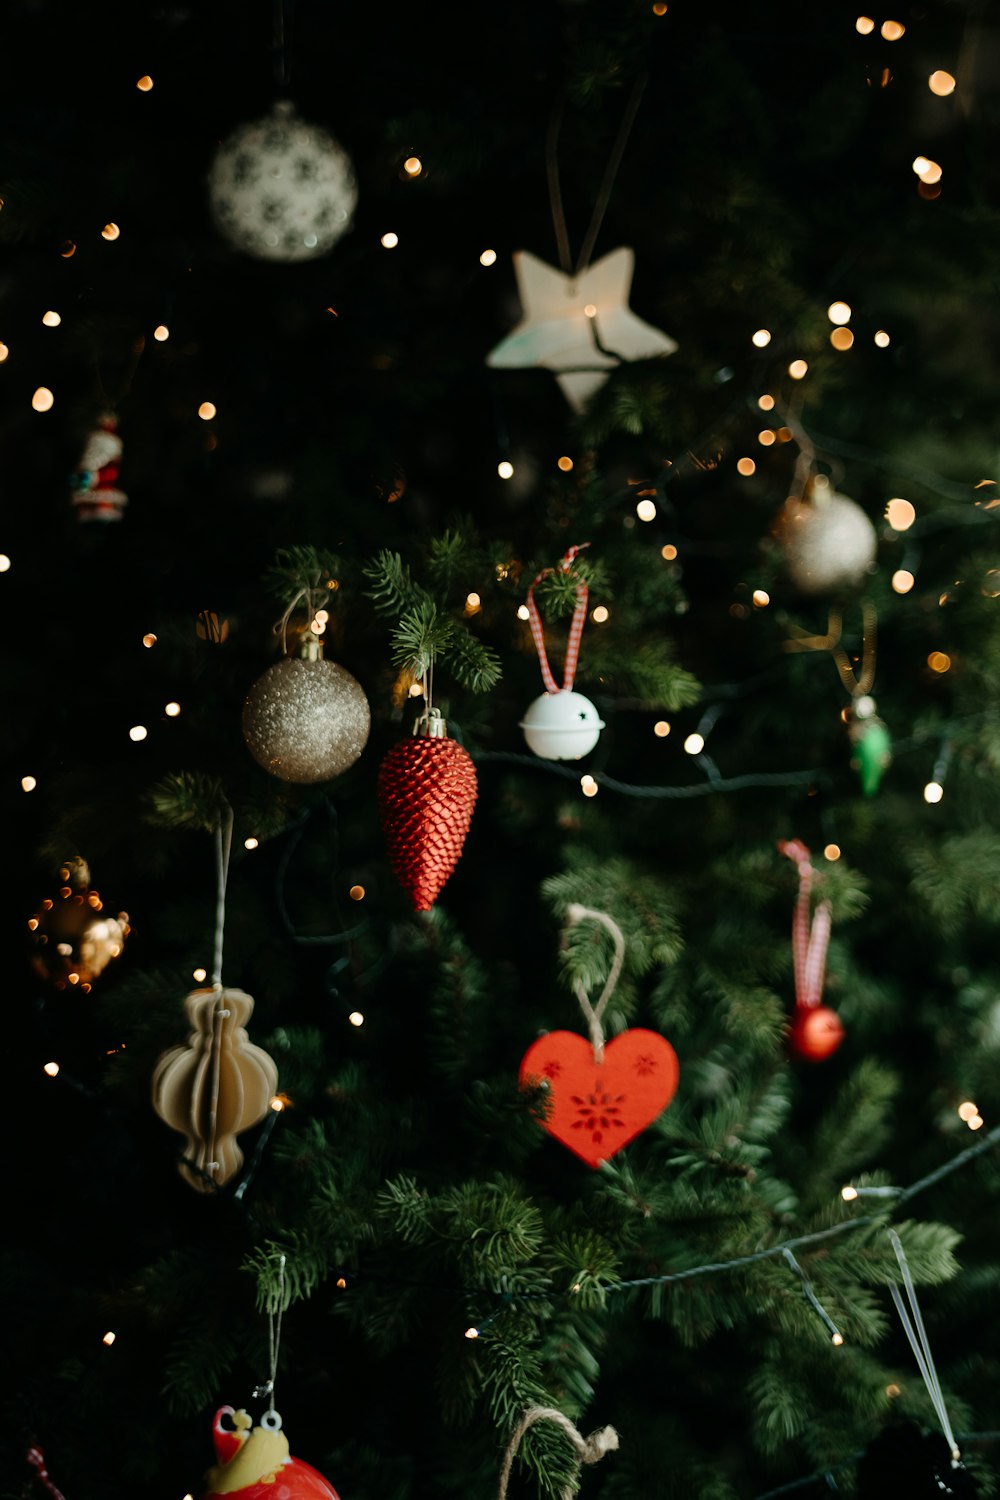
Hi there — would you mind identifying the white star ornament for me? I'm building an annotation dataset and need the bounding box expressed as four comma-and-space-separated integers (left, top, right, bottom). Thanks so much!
487, 247, 677, 411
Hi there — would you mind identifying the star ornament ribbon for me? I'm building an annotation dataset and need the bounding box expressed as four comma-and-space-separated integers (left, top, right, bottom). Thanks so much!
487, 247, 677, 411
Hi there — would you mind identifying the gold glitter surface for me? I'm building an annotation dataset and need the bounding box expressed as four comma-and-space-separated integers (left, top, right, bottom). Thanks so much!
242, 657, 371, 783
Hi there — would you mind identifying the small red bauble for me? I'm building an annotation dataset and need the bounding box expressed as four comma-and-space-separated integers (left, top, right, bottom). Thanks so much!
203, 1408, 340, 1500
520, 1028, 679, 1168
377, 713, 478, 911
789, 1005, 845, 1062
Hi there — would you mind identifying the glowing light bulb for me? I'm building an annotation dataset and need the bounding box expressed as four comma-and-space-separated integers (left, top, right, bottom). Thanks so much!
928, 652, 951, 673
465, 1327, 480, 1339
841, 1185, 859, 1201
466, 592, 481, 610
855, 16, 875, 34
348, 1011, 365, 1027
881, 19, 905, 40
153, 324, 169, 341
497, 460, 514, 479
557, 455, 573, 471
752, 589, 770, 607
969, 1114, 985, 1130
403, 156, 422, 176
885, 498, 915, 530
102, 223, 120, 241
758, 393, 775, 411
592, 605, 610, 623
636, 498, 657, 521
830, 327, 854, 350
923, 781, 944, 804
408, 681, 423, 697
827, 301, 851, 325
136, 75, 154, 91
653, 721, 670, 737
21, 775, 36, 792
958, 1102, 978, 1122
0, 555, 10, 572
193, 967, 207, 982
580, 775, 599, 797
517, 604, 530, 621
164, 701, 181, 717
142, 633, 157, 647
832, 1333, 845, 1347
583, 303, 597, 318
44, 1061, 60, 1077
129, 725, 147, 742
479, 248, 497, 266
661, 544, 678, 561
0, 342, 8, 361
102, 1332, 116, 1346
42, 310, 61, 327
198, 401, 216, 421
874, 329, 890, 347
32, 387, 54, 412
269, 1096, 285, 1113
684, 733, 705, 755
349, 885, 365, 901
751, 329, 771, 347
244, 837, 259, 851
892, 569, 915, 594
824, 844, 841, 862
380, 231, 399, 249
929, 71, 956, 97
788, 359, 809, 380
758, 429, 776, 446
737, 457, 756, 476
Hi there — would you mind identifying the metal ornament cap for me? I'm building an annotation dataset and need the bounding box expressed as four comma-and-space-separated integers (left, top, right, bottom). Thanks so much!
520, 689, 606, 761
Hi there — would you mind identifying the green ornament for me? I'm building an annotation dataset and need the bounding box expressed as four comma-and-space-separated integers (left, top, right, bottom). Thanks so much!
850, 714, 892, 796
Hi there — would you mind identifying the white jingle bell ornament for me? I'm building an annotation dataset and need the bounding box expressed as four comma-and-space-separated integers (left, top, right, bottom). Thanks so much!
208, 100, 357, 263
774, 474, 876, 594
520, 543, 605, 762
243, 634, 370, 783
520, 689, 605, 761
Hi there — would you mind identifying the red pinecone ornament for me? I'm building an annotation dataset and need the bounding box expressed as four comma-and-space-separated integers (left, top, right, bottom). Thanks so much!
378, 714, 478, 911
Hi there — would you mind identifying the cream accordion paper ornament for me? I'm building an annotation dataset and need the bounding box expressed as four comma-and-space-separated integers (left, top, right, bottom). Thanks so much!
774, 474, 877, 594
208, 101, 357, 262
243, 635, 370, 784
152, 987, 278, 1193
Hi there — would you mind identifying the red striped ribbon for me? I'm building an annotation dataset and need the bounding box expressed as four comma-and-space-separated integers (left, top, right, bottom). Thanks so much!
778, 840, 832, 1010
525, 544, 591, 694
26, 1448, 67, 1500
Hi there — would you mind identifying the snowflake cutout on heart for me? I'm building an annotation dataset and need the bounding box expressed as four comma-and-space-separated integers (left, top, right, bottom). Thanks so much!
543, 1060, 562, 1079
571, 1081, 627, 1146
634, 1053, 659, 1076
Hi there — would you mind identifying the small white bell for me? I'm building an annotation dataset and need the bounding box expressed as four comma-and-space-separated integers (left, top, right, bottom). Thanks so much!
520, 689, 605, 761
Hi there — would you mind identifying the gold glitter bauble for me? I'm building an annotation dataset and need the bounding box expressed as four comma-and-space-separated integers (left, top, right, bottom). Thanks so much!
28, 858, 130, 992
242, 648, 370, 783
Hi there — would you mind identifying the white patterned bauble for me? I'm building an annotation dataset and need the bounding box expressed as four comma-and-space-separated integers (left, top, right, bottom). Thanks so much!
774, 476, 877, 594
208, 101, 357, 262
520, 690, 605, 761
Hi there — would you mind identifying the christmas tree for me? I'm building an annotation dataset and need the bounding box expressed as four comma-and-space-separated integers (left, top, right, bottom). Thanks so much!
6, 2, 1000, 1497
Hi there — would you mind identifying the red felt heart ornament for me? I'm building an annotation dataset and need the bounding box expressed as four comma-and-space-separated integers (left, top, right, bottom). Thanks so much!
519, 1028, 679, 1168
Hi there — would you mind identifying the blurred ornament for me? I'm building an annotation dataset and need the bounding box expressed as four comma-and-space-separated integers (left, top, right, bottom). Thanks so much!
788, 1004, 845, 1062
152, 987, 278, 1192
520, 1028, 679, 1168
774, 475, 876, 593
69, 414, 127, 522
378, 709, 477, 911
857, 1422, 979, 1499
487, 248, 677, 411
849, 695, 892, 796
521, 544, 605, 760
197, 609, 230, 644
520, 689, 605, 760
204, 1407, 340, 1500
243, 636, 370, 784
779, 840, 845, 1062
208, 101, 357, 262
28, 858, 129, 993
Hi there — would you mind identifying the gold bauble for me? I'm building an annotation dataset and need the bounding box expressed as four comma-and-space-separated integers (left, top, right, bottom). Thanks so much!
28, 858, 130, 993
242, 637, 370, 783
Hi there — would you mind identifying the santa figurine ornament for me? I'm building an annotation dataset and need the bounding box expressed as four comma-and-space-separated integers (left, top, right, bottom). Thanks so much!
69, 413, 128, 522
